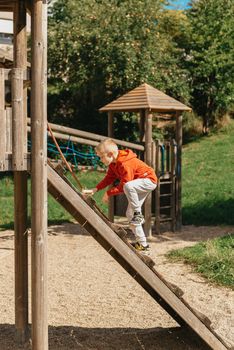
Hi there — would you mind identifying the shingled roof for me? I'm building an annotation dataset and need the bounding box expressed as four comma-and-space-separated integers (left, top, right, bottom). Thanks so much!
99, 83, 191, 113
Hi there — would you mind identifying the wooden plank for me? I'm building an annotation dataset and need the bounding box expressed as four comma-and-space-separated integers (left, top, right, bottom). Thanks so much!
47, 165, 229, 350
31, 1, 48, 349
6, 107, 12, 153
12, 68, 25, 170
4, 153, 30, 171
0, 69, 6, 171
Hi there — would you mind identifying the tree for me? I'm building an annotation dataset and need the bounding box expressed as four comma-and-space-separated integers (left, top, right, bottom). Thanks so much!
185, 0, 234, 132
48, 0, 190, 139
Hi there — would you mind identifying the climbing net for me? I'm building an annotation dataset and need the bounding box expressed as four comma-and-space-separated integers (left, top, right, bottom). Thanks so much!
28, 136, 102, 171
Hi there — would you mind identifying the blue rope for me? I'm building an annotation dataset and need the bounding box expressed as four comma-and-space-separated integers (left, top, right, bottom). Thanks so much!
28, 137, 100, 168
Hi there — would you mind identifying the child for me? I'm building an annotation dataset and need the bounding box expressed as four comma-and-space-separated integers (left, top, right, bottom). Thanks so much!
85, 138, 157, 252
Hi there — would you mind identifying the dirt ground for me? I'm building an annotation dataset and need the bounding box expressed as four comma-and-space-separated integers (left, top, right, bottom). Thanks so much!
0, 223, 233, 350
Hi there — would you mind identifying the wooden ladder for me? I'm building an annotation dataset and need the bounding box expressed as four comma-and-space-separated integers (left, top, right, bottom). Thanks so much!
155, 140, 177, 234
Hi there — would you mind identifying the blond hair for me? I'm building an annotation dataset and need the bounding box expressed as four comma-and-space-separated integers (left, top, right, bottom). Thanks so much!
95, 138, 118, 155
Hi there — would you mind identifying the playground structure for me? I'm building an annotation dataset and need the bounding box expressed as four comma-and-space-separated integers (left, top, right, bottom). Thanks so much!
0, 1, 232, 350
27, 118, 181, 234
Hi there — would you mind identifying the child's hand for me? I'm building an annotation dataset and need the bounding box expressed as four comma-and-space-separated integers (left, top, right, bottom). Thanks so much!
102, 191, 109, 204
82, 188, 97, 196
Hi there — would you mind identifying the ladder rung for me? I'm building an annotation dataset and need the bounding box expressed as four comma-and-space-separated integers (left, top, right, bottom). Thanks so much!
160, 193, 172, 197
160, 181, 172, 185
160, 218, 173, 222
160, 205, 172, 209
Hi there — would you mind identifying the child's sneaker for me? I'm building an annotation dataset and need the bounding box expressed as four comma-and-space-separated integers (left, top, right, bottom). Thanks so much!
130, 212, 145, 226
131, 242, 150, 254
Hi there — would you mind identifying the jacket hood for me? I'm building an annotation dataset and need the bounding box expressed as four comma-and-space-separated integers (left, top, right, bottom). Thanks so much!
117, 149, 137, 163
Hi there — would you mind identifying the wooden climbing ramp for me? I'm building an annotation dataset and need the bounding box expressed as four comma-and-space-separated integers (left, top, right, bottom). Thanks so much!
47, 164, 230, 350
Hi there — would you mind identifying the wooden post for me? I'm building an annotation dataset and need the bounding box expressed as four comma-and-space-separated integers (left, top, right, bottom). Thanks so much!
139, 109, 145, 142
13, 0, 29, 344
31, 1, 48, 349
155, 140, 160, 234
175, 112, 182, 230
12, 68, 25, 170
170, 139, 176, 232
144, 109, 153, 237
108, 111, 114, 222
0, 69, 6, 171
6, 107, 12, 153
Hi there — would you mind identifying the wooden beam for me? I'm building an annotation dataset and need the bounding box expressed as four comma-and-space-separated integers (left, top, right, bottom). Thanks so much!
0, 69, 29, 80
144, 109, 153, 237
27, 119, 144, 151
0, 69, 6, 171
13, 0, 29, 344
0, 1, 15, 11
108, 111, 114, 222
31, 1, 48, 349
6, 107, 12, 153
25, 0, 32, 13
175, 111, 183, 230
12, 68, 25, 170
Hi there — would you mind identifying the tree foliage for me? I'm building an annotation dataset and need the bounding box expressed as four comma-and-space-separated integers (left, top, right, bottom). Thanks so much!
48, 0, 234, 137
184, 0, 234, 132
48, 0, 190, 138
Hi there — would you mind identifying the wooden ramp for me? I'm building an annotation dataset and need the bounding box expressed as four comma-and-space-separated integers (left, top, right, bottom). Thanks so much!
47, 164, 230, 350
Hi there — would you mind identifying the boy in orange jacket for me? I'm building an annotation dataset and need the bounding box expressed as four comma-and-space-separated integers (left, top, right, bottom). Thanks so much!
84, 138, 157, 252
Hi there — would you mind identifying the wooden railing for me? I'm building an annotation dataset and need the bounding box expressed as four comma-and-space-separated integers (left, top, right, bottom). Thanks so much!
27, 118, 145, 152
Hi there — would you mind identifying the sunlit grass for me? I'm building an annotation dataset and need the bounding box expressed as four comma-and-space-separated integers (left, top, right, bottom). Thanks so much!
167, 233, 234, 289
182, 121, 234, 225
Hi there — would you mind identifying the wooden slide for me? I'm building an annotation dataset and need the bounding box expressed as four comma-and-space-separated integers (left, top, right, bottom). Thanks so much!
47, 164, 230, 350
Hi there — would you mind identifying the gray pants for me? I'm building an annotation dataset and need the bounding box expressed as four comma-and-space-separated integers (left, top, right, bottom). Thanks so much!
123, 178, 156, 246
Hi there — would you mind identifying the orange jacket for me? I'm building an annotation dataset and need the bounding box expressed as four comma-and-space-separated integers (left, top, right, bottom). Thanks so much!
96, 149, 157, 196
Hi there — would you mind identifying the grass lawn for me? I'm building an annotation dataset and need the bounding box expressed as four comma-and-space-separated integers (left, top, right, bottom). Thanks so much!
167, 233, 234, 289
182, 122, 234, 225
0, 170, 107, 230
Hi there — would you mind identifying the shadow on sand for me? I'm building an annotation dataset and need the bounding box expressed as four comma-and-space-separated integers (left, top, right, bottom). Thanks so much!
0, 324, 211, 350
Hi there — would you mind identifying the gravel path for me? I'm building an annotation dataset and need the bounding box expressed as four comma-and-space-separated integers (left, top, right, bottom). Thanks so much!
0, 223, 233, 350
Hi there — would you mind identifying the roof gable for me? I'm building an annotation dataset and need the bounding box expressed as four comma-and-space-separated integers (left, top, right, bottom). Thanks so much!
99, 83, 191, 113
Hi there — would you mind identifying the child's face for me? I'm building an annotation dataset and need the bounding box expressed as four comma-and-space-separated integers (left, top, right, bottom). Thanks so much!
96, 151, 113, 166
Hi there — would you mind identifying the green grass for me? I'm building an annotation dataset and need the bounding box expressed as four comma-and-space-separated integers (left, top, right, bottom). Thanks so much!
182, 121, 234, 225
167, 234, 234, 289
0, 171, 107, 230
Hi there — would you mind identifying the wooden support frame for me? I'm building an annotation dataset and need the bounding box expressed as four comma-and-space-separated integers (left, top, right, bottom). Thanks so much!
13, 0, 29, 345
31, 1, 48, 349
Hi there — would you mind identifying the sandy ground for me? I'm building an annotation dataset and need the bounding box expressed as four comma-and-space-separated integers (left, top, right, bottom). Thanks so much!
0, 223, 233, 350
